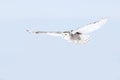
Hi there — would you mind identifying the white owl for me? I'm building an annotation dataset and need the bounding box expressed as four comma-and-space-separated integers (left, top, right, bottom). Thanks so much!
27, 18, 108, 44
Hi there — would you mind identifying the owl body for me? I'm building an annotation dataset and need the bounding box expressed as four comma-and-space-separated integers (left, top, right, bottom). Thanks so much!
27, 18, 108, 44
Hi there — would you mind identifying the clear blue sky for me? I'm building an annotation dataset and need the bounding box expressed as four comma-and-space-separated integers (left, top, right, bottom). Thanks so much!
0, 0, 120, 80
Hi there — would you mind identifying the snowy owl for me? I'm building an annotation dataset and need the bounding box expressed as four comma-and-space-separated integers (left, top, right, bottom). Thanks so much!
27, 18, 108, 44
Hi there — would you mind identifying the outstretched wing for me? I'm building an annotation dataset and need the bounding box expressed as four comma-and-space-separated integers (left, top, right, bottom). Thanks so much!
26, 30, 63, 37
72, 18, 108, 34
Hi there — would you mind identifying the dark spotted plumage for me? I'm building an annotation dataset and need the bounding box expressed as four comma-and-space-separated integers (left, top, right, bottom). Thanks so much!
70, 32, 81, 41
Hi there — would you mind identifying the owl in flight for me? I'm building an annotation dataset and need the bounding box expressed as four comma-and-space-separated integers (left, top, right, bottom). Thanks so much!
27, 18, 108, 44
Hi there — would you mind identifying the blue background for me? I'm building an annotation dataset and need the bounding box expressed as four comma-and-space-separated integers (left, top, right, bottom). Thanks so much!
0, 0, 120, 80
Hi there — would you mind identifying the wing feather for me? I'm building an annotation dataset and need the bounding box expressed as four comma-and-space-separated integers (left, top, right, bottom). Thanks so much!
26, 30, 63, 37
72, 18, 108, 34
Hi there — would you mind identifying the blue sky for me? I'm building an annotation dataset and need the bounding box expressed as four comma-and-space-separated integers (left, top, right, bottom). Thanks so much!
0, 0, 120, 80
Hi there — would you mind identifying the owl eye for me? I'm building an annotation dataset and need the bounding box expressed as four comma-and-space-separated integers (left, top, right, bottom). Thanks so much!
65, 34, 67, 35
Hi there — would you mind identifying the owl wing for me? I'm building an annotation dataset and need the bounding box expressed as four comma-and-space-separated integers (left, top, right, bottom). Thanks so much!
72, 18, 108, 34
26, 30, 63, 37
